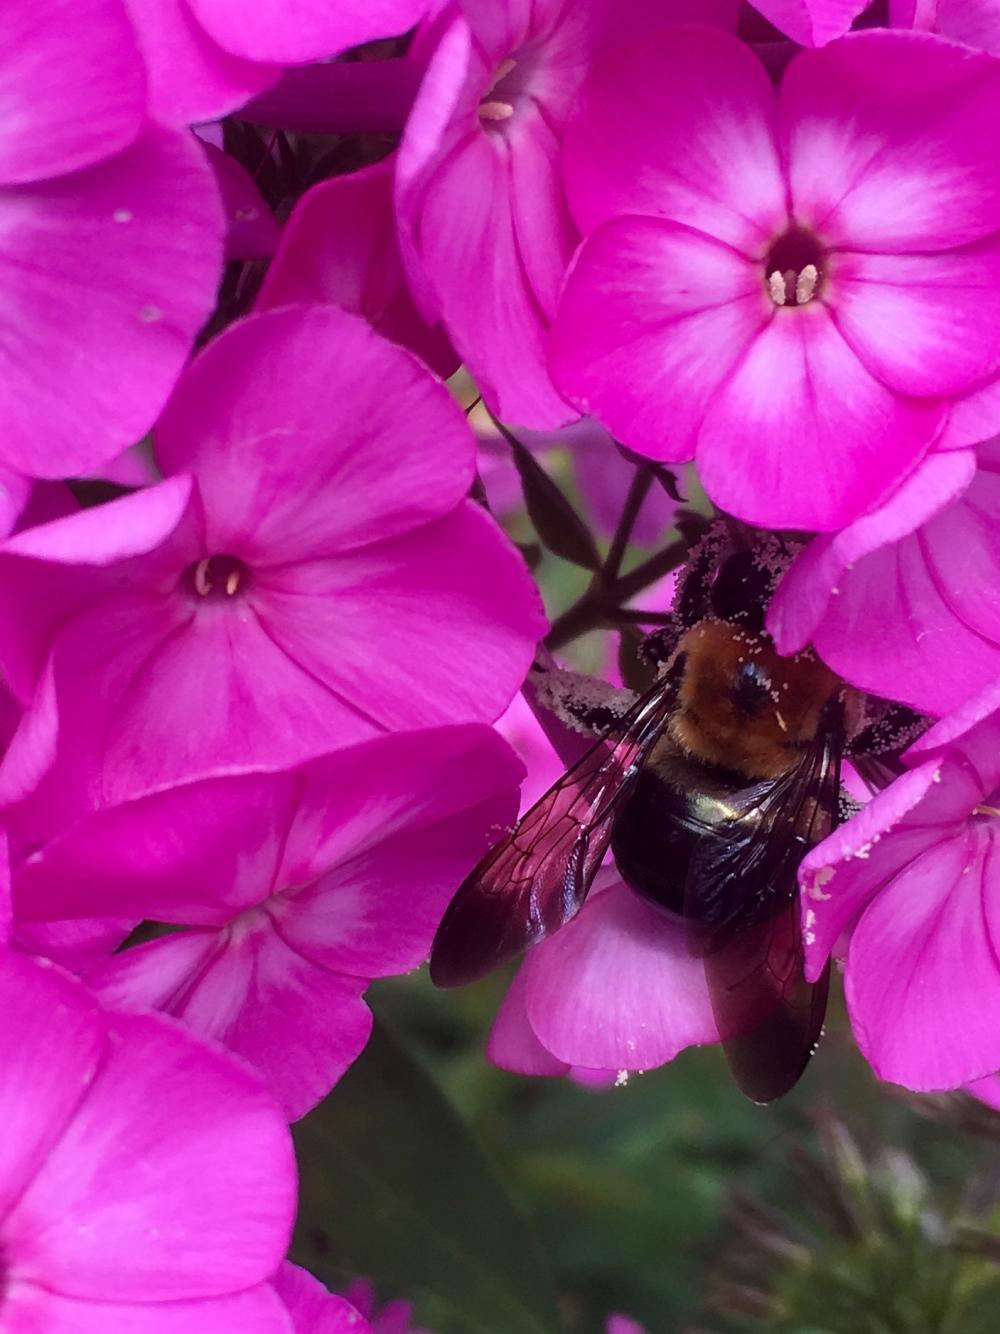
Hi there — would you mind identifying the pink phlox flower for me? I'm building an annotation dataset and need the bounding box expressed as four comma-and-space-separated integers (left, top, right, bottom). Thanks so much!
396, 0, 738, 428
488, 868, 719, 1079
276, 1265, 373, 1332
15, 725, 523, 1120
0, 948, 296, 1331
257, 157, 457, 378
801, 677, 1000, 1090
0, 306, 544, 839
551, 27, 1000, 532
0, 0, 225, 479
891, 0, 1000, 54
769, 440, 1000, 717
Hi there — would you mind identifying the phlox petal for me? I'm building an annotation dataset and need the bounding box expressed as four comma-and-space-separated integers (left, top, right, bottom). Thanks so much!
800, 758, 977, 978
275, 1264, 371, 1334
258, 504, 545, 733
205, 143, 279, 259
5, 1009, 296, 1300
834, 242, 1000, 397
966, 1073, 1000, 1111
155, 305, 473, 558
90, 929, 373, 1123
845, 828, 1000, 1089
256, 161, 456, 378
2, 1284, 293, 1334
891, 0, 1000, 54
753, 0, 868, 46
771, 446, 1000, 716
123, 0, 281, 126
549, 217, 767, 461
782, 30, 1000, 251
187, 0, 427, 64
0, 0, 144, 183
488, 968, 572, 1076
0, 951, 106, 1219
563, 26, 785, 252
697, 307, 943, 530
0, 126, 224, 478
519, 874, 719, 1071
769, 449, 976, 656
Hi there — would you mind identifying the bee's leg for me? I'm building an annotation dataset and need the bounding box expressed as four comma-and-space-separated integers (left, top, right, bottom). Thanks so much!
849, 697, 929, 757
528, 662, 636, 738
638, 615, 686, 667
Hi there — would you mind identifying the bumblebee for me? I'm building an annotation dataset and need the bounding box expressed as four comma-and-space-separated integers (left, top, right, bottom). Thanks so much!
431, 529, 915, 1102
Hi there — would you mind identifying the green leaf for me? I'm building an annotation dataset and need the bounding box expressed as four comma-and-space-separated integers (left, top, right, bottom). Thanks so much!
291, 1019, 563, 1334
499, 423, 602, 571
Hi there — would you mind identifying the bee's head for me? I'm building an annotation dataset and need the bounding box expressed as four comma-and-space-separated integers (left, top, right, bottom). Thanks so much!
670, 621, 841, 779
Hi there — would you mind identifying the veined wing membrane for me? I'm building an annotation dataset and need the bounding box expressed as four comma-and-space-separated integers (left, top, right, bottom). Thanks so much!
430, 679, 676, 987
684, 699, 843, 1101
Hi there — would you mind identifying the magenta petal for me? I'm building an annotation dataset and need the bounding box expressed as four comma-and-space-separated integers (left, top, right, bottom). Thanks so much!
782, 30, 1000, 251
204, 143, 279, 260
550, 217, 766, 460
930, 0, 1000, 53
0, 951, 106, 1219
16, 770, 295, 923
940, 375, 1000, 450
260, 503, 545, 731
243, 60, 422, 136
257, 161, 456, 379
274, 1264, 371, 1334
965, 1074, 1000, 1111
698, 308, 943, 531
6, 1009, 296, 1301
522, 874, 719, 1070
3, 1284, 294, 1334
834, 242, 1000, 396
399, 96, 576, 426
123, 0, 281, 126
799, 760, 958, 979
772, 446, 1000, 716
155, 306, 474, 557
487, 968, 570, 1076
91, 929, 373, 1122
0, 0, 144, 183
563, 26, 784, 251
845, 829, 1000, 1089
0, 126, 224, 478
753, 0, 867, 45
188, 0, 427, 63
768, 448, 976, 653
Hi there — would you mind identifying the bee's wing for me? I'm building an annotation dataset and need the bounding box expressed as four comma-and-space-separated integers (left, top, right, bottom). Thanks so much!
684, 700, 843, 1103
430, 678, 677, 988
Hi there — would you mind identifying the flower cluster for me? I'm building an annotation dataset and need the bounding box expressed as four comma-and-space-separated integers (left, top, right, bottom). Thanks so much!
5, 0, 1000, 1325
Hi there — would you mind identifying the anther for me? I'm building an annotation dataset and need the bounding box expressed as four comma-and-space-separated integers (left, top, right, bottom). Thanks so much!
479, 101, 514, 121
795, 264, 819, 304
225, 570, 241, 597
193, 559, 212, 597
767, 271, 786, 306
479, 57, 517, 123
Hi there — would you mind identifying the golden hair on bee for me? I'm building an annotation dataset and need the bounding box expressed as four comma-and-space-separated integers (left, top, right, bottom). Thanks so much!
668, 619, 842, 781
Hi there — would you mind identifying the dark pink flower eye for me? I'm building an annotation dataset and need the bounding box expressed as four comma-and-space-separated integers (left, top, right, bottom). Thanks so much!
185, 554, 251, 600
